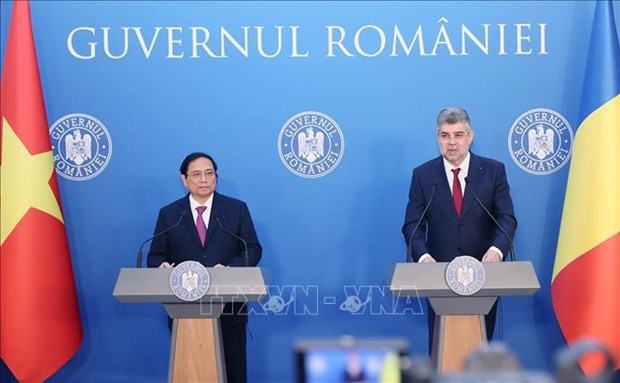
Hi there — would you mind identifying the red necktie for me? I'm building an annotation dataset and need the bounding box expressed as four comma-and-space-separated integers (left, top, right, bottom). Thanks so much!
452, 168, 463, 216
196, 206, 207, 245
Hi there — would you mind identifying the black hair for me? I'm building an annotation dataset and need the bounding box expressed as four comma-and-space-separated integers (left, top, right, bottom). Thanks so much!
179, 152, 218, 176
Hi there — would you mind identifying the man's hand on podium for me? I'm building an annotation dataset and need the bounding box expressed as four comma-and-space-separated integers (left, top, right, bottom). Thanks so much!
420, 255, 436, 263
482, 250, 501, 263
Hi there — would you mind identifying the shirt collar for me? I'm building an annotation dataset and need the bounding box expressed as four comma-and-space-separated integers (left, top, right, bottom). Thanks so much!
188, 193, 214, 212
443, 152, 471, 178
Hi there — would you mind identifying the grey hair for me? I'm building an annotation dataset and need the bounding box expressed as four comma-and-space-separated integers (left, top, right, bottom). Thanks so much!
436, 108, 471, 131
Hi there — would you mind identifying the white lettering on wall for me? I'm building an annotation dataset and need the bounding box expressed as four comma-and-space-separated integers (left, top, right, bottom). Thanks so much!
66, 21, 549, 60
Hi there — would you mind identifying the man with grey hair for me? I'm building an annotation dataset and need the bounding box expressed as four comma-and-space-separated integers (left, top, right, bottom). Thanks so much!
402, 107, 517, 353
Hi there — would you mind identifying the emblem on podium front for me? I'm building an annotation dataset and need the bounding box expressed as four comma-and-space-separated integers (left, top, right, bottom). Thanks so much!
445, 256, 485, 296
169, 261, 210, 301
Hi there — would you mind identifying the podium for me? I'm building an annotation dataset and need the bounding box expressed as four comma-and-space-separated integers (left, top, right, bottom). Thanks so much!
390, 261, 539, 373
113, 267, 266, 383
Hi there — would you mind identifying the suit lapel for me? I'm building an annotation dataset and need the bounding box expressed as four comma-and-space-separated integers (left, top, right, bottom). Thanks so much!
204, 192, 223, 249
433, 157, 459, 219
178, 196, 203, 248
461, 153, 482, 218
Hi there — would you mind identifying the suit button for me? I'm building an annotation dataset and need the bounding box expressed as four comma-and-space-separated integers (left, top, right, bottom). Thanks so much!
457, 247, 462, 252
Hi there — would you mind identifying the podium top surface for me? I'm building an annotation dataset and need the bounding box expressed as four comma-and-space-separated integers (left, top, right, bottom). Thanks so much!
390, 261, 540, 297
113, 267, 266, 303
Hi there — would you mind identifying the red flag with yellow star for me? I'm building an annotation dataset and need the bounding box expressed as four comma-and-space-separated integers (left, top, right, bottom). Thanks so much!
0, 1, 83, 382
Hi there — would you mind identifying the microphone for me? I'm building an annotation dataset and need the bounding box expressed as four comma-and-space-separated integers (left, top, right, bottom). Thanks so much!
136, 211, 187, 268
464, 177, 516, 262
215, 216, 249, 267
406, 181, 437, 263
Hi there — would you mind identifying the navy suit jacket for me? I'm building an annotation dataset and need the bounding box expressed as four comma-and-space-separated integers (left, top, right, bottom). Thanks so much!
147, 191, 262, 324
402, 152, 517, 263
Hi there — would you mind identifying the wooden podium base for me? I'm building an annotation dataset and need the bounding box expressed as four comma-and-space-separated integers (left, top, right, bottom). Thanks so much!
169, 318, 226, 383
432, 315, 486, 373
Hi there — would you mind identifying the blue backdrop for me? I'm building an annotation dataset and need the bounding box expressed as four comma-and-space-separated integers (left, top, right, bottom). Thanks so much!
2, 1, 619, 382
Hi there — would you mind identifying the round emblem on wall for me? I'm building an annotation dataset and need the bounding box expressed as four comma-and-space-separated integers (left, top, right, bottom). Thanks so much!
49, 113, 112, 181
169, 261, 210, 302
445, 256, 486, 296
508, 108, 573, 175
277, 111, 345, 178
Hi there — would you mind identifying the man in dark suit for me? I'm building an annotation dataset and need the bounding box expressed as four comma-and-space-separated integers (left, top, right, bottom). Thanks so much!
147, 152, 262, 383
402, 107, 517, 353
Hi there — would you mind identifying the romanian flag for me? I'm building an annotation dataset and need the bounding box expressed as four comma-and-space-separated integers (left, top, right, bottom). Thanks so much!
0, 1, 83, 382
551, 0, 620, 376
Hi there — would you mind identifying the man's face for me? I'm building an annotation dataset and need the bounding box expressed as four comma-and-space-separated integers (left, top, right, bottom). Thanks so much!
181, 157, 217, 203
437, 122, 474, 166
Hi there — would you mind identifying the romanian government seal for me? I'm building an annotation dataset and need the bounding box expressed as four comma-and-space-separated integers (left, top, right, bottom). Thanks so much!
278, 111, 344, 178
445, 256, 486, 296
169, 261, 210, 302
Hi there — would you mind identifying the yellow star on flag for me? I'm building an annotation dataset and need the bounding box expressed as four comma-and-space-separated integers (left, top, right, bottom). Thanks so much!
1, 117, 64, 244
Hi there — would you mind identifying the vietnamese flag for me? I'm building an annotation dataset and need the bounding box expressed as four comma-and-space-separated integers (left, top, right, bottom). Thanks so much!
0, 1, 83, 382
551, 0, 620, 377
